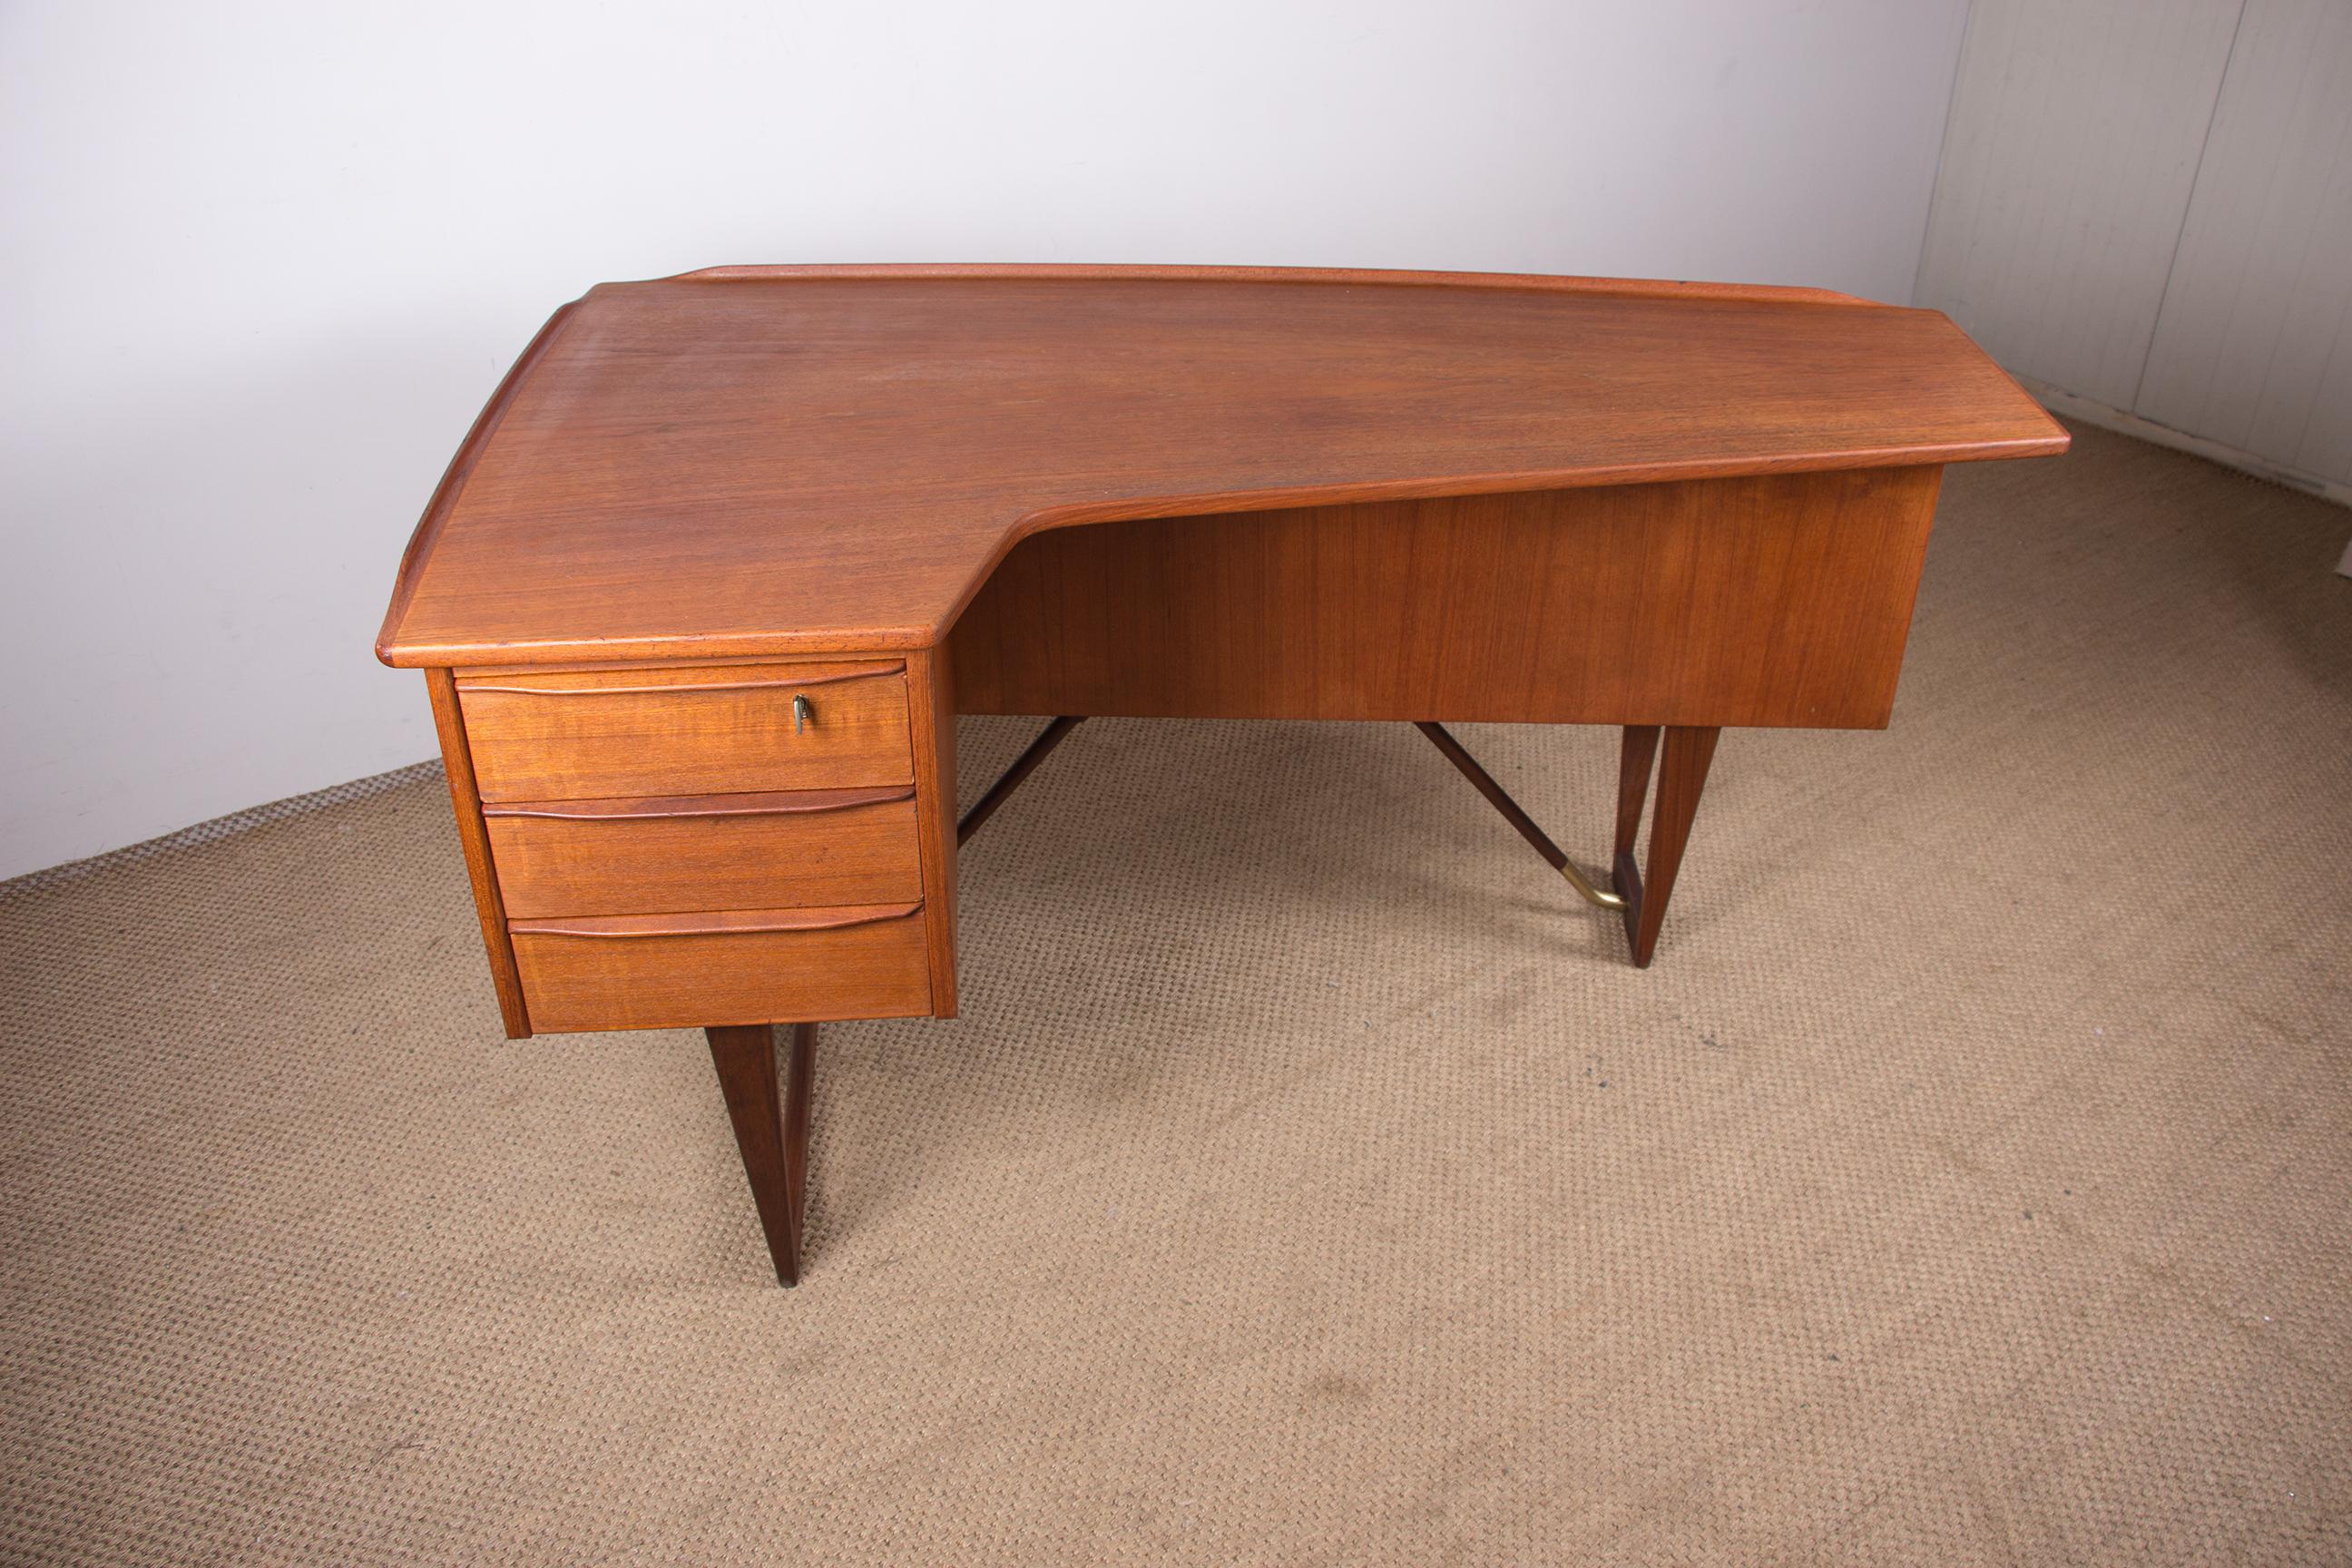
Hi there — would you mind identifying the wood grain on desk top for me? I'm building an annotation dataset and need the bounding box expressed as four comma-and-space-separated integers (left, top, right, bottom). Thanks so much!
377, 264, 2067, 668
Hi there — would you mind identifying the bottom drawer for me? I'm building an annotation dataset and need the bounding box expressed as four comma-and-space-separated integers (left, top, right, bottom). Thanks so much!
510, 903, 930, 1032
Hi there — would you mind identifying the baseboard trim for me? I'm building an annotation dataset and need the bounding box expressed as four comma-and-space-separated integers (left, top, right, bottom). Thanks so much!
2017, 376, 2352, 514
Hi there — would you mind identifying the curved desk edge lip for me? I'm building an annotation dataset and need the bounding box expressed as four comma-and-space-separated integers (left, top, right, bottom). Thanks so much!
652, 260, 1893, 309
374, 263, 2072, 671
378, 299, 583, 671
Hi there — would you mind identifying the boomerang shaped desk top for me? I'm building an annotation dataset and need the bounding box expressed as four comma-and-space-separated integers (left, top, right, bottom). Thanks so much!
379, 264, 2066, 1285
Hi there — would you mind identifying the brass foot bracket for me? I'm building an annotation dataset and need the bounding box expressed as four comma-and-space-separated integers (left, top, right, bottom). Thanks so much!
1413, 720, 1629, 912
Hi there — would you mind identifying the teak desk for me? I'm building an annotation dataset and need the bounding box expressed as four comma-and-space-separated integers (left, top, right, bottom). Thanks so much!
377, 265, 2067, 1286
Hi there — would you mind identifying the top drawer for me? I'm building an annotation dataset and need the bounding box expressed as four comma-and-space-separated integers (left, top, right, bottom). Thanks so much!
457, 661, 913, 801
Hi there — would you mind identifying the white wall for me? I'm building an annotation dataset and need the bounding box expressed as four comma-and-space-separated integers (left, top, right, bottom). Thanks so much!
1915, 0, 2244, 411
2132, 0, 2352, 488
1917, 0, 2352, 504
0, 0, 1972, 879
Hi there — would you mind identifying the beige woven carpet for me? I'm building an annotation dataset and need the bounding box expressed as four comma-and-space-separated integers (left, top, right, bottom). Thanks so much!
4, 422, 2348, 1565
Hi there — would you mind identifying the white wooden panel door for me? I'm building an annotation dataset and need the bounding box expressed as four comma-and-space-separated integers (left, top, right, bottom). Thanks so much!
1915, 0, 2243, 409
2133, 0, 2352, 488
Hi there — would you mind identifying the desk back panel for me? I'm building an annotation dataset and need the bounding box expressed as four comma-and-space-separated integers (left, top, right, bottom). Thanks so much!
948, 466, 1943, 729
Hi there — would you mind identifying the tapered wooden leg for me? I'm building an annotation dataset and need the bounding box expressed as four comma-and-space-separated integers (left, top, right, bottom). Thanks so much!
1614, 726, 1720, 969
705, 1021, 818, 1287
1614, 725, 1661, 862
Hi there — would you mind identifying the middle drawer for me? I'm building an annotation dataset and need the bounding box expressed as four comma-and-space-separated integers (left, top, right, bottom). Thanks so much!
484, 787, 923, 918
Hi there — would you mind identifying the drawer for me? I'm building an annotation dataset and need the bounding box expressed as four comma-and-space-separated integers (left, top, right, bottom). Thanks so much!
510, 903, 930, 1032
484, 787, 922, 917
457, 661, 912, 802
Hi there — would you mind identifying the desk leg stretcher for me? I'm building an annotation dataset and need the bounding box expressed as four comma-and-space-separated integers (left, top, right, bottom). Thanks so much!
703, 720, 1714, 1285
1417, 720, 1720, 968
958, 716, 1085, 846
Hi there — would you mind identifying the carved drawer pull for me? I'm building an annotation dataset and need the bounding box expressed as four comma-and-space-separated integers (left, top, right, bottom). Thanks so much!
460, 660, 903, 696
508, 902, 922, 940
481, 786, 914, 822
